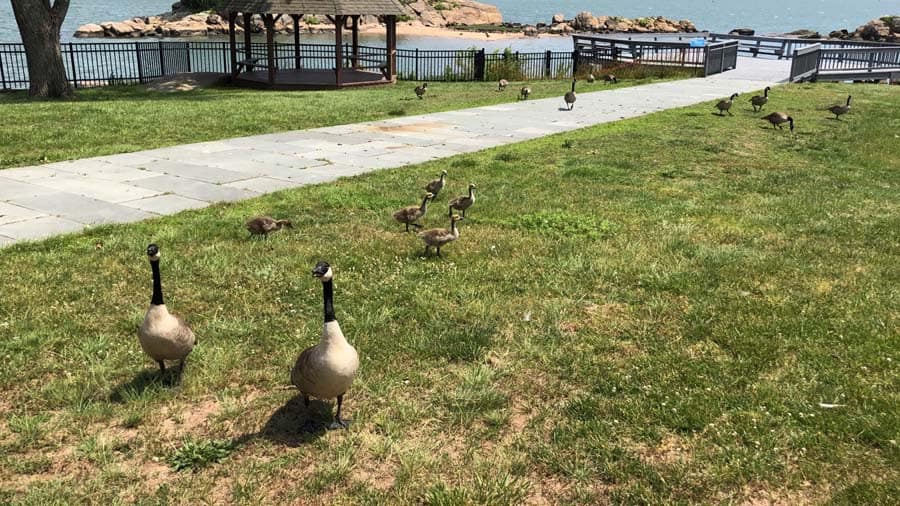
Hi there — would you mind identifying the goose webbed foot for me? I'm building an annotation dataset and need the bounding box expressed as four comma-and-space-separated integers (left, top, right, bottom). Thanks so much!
327, 395, 350, 430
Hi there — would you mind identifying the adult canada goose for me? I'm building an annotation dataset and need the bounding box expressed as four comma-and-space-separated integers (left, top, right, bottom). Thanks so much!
498, 79, 508, 91
418, 215, 462, 257
750, 86, 770, 112
520, 86, 532, 100
449, 183, 476, 219
564, 79, 577, 110
716, 93, 739, 116
415, 82, 428, 99
246, 216, 292, 238
761, 112, 795, 131
425, 170, 448, 198
587, 73, 596, 83
138, 244, 196, 379
828, 95, 852, 120
292, 261, 359, 430
604, 74, 617, 84
393, 193, 433, 232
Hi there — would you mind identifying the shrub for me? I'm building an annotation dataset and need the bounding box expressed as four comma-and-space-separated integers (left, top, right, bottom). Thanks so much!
168, 438, 235, 472
179, 0, 223, 12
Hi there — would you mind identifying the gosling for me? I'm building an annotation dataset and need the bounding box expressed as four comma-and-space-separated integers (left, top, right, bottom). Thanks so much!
425, 170, 448, 198
292, 261, 359, 430
393, 193, 433, 232
604, 74, 617, 84
246, 216, 293, 238
415, 82, 428, 99
449, 183, 476, 219
828, 95, 852, 120
138, 244, 196, 380
418, 215, 462, 258
564, 79, 577, 111
750, 86, 770, 112
761, 112, 795, 131
498, 79, 508, 91
587, 73, 596, 83
520, 86, 532, 100
716, 93, 739, 116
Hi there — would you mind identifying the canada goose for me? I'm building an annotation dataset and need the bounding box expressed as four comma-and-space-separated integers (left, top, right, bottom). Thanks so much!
418, 215, 462, 257
716, 93, 739, 116
449, 183, 476, 219
519, 86, 532, 100
498, 79, 508, 91
604, 74, 617, 84
828, 95, 852, 120
246, 216, 292, 238
761, 112, 795, 131
587, 73, 596, 83
292, 261, 359, 430
750, 86, 770, 112
425, 170, 448, 198
415, 82, 428, 99
393, 193, 433, 232
564, 79, 577, 110
138, 244, 196, 379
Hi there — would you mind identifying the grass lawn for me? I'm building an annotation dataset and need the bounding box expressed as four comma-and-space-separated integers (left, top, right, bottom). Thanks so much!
0, 82, 898, 504
0, 74, 675, 170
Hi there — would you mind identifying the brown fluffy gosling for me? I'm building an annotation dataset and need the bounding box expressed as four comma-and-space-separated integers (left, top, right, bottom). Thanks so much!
761, 112, 795, 131
449, 183, 476, 219
498, 79, 509, 91
828, 95, 852, 120
520, 86, 532, 100
393, 192, 433, 232
425, 170, 448, 197
138, 244, 196, 380
291, 261, 359, 430
246, 216, 293, 237
604, 74, 618, 84
415, 82, 428, 99
418, 215, 462, 258
716, 93, 739, 116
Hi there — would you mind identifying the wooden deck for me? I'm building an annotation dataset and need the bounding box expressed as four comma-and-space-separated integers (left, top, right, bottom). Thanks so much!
229, 69, 392, 90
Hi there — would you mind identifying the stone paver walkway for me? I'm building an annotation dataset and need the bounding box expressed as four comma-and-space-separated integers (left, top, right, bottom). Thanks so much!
0, 58, 788, 247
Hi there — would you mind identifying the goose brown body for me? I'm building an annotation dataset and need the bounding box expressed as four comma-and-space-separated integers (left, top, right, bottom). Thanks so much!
716, 93, 739, 115
246, 216, 292, 236
393, 193, 433, 232
419, 215, 461, 257
762, 112, 794, 131
449, 183, 476, 218
425, 170, 447, 197
750, 87, 770, 112
564, 79, 577, 110
828, 95, 852, 119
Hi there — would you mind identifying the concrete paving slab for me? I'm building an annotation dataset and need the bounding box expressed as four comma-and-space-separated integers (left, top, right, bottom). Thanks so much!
131, 174, 259, 203
10, 192, 156, 225
140, 159, 250, 184
223, 177, 305, 193
0, 202, 46, 225
0, 177, 66, 200
27, 174, 162, 203
121, 194, 210, 214
0, 216, 85, 240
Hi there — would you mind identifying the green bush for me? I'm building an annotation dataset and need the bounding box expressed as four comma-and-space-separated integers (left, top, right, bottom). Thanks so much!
180, 0, 223, 11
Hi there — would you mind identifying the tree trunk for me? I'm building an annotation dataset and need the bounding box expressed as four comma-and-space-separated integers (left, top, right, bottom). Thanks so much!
11, 0, 72, 98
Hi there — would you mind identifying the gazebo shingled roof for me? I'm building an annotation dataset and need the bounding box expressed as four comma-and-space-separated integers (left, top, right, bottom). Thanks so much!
222, 0, 406, 16
222, 0, 404, 89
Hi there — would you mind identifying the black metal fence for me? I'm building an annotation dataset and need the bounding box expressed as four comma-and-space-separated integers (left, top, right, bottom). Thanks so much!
0, 41, 585, 90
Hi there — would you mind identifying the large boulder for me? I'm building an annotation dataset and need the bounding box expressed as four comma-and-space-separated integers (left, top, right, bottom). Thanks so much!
856, 19, 891, 40
729, 28, 755, 36
552, 13, 565, 25
101, 21, 136, 37
74, 23, 105, 37
881, 15, 900, 33
163, 19, 208, 37
549, 22, 573, 34
829, 29, 850, 39
439, 0, 502, 25
787, 29, 821, 39
573, 11, 601, 30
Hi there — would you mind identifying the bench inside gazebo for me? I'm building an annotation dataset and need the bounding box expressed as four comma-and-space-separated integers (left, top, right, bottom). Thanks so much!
223, 0, 403, 90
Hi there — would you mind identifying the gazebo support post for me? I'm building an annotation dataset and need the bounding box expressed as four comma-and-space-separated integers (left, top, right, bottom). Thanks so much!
351, 15, 360, 69
292, 14, 302, 70
264, 13, 276, 85
242, 12, 252, 71
334, 15, 344, 87
228, 12, 238, 78
386, 15, 397, 82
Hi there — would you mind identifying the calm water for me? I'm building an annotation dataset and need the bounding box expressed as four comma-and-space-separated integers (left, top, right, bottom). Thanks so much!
0, 0, 893, 48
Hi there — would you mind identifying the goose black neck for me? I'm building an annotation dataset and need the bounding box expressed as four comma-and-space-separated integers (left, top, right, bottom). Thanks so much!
150, 260, 164, 306
421, 195, 430, 209
846, 96, 852, 105
322, 279, 336, 323
469, 187, 475, 198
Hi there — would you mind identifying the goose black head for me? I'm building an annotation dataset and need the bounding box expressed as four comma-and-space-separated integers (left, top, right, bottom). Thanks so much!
469, 183, 477, 190
312, 261, 333, 282
730, 93, 739, 100
147, 243, 161, 261
441, 170, 448, 176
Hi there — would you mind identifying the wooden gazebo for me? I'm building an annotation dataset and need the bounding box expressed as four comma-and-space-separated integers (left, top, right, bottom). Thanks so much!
222, 0, 403, 89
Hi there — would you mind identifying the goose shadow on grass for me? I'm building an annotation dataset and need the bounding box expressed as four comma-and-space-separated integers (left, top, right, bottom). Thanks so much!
108, 367, 183, 402
233, 395, 335, 448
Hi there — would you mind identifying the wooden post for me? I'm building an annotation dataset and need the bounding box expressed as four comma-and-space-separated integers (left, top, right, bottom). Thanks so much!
265, 14, 276, 84
386, 15, 397, 81
351, 15, 360, 69
334, 15, 343, 86
242, 12, 253, 68
292, 14, 301, 69
228, 13, 238, 77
